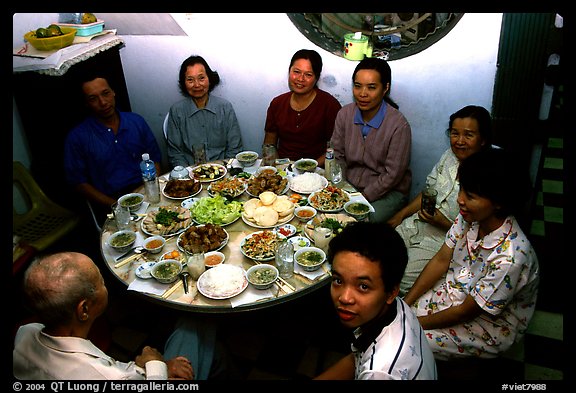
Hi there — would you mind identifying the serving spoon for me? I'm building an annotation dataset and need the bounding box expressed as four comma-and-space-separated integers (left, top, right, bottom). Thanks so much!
179, 271, 190, 294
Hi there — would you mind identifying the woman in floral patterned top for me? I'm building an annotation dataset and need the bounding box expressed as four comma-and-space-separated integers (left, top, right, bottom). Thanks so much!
404, 148, 539, 360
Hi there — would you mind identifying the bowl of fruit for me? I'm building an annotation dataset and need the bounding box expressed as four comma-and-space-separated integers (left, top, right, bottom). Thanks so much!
24, 25, 77, 51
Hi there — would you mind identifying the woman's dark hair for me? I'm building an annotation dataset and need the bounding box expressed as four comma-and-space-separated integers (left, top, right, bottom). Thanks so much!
458, 148, 531, 219
448, 105, 493, 148
327, 222, 407, 293
352, 57, 399, 109
289, 49, 323, 87
178, 55, 220, 97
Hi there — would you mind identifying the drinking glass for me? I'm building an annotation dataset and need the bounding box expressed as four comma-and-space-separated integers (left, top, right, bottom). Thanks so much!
193, 144, 207, 165
275, 239, 294, 279
313, 227, 333, 253
330, 161, 343, 185
421, 186, 437, 216
262, 144, 277, 167
186, 248, 206, 280
112, 202, 131, 230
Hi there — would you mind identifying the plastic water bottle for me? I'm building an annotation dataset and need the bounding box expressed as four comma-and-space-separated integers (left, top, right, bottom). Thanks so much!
140, 153, 160, 203
325, 140, 334, 181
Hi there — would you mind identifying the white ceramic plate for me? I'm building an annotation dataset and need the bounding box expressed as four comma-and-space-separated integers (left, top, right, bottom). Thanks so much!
303, 214, 357, 241
240, 230, 286, 262
241, 212, 294, 229
197, 264, 248, 300
274, 223, 297, 237
177, 225, 229, 254
140, 206, 193, 237
207, 178, 247, 198
289, 173, 328, 194
181, 197, 201, 210
308, 187, 350, 212
135, 262, 156, 279
288, 235, 311, 251
161, 180, 202, 200
189, 164, 227, 182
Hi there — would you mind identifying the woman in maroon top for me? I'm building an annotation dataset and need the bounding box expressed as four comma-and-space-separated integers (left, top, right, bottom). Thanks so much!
263, 49, 342, 166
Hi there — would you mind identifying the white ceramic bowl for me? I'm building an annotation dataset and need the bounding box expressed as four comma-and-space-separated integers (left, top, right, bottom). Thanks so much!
236, 151, 259, 167
204, 251, 225, 268
246, 264, 278, 290
295, 246, 326, 272
293, 158, 318, 173
143, 235, 166, 254
256, 166, 278, 175
294, 206, 317, 223
118, 193, 144, 212
150, 259, 183, 284
106, 230, 137, 253
344, 200, 371, 221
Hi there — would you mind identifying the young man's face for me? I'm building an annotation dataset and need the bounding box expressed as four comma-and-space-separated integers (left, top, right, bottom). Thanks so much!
330, 250, 397, 329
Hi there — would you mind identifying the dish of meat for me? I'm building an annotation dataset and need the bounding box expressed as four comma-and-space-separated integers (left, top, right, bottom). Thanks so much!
177, 223, 229, 254
162, 179, 202, 200
141, 206, 192, 237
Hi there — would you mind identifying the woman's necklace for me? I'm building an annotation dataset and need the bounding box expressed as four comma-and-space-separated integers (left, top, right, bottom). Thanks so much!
290, 90, 316, 112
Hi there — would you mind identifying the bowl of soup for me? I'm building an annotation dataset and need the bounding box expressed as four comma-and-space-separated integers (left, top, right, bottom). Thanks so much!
246, 264, 278, 290
106, 230, 137, 253
118, 193, 144, 212
294, 158, 318, 173
295, 246, 326, 272
236, 151, 259, 167
150, 259, 183, 284
344, 200, 371, 220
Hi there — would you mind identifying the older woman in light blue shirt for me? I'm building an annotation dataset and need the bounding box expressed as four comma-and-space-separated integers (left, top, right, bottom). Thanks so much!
166, 55, 243, 167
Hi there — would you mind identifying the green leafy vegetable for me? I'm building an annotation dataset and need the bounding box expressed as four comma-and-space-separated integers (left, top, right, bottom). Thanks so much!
190, 195, 243, 225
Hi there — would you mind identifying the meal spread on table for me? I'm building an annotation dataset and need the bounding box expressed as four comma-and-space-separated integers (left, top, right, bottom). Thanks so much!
107, 160, 366, 304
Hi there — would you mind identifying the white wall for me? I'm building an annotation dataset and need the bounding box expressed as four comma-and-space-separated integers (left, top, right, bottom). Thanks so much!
13, 13, 503, 199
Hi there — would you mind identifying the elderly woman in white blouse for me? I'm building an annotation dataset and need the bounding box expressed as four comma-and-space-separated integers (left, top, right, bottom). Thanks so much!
387, 105, 493, 296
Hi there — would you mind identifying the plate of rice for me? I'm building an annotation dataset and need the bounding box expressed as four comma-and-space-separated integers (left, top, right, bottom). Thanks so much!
197, 264, 248, 300
289, 172, 328, 194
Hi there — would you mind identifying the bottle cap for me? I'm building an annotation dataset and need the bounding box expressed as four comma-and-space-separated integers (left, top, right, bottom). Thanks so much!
142, 153, 150, 161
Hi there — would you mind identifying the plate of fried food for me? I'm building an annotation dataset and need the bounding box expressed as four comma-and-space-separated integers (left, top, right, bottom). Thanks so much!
241, 191, 295, 229
141, 206, 193, 237
207, 176, 247, 198
162, 178, 202, 200
246, 170, 289, 197
240, 229, 286, 262
177, 223, 229, 254
190, 164, 227, 182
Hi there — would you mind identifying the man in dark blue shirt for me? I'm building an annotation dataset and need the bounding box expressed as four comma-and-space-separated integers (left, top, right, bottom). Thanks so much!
64, 75, 162, 224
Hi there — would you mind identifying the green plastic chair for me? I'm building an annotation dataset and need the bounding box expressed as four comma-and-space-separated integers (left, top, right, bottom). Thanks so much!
13, 161, 81, 252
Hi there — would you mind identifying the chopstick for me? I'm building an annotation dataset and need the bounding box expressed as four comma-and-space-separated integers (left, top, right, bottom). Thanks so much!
321, 263, 332, 276
162, 279, 183, 298
114, 253, 140, 269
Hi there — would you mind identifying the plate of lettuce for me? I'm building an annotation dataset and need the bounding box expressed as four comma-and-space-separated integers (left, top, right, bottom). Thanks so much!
187, 195, 243, 226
